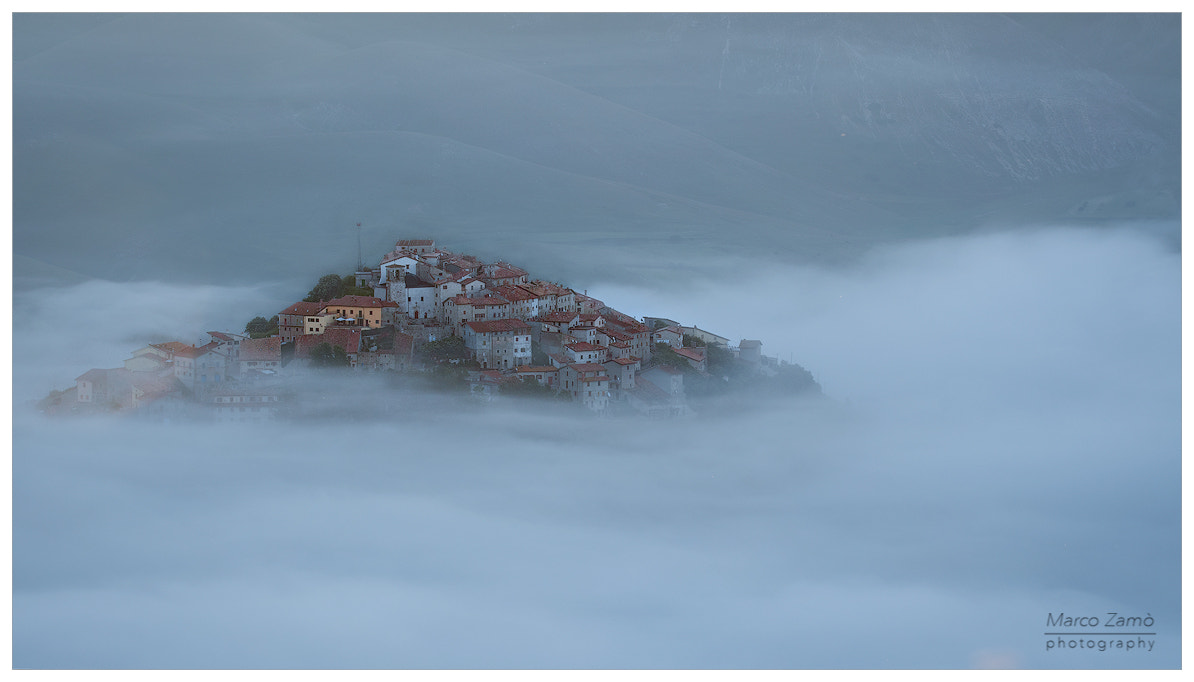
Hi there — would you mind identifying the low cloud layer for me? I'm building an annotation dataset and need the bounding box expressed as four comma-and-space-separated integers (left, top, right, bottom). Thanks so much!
12, 225, 1179, 669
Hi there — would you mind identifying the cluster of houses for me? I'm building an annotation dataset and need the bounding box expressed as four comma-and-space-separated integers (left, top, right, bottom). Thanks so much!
50, 238, 766, 420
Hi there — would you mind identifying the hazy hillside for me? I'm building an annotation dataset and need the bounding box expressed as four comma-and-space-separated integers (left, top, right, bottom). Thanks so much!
13, 13, 1180, 289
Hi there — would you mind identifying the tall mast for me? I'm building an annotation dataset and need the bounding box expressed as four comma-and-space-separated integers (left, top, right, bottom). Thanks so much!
356, 222, 363, 271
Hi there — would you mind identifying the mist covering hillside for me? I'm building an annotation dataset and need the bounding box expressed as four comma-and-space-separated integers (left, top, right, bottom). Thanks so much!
11, 13, 1181, 670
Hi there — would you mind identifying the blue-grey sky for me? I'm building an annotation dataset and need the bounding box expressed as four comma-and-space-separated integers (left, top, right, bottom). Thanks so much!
10, 12, 1182, 670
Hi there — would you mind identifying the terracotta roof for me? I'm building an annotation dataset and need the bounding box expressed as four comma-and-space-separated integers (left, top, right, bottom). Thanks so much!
466, 319, 532, 334
396, 239, 434, 247
172, 345, 203, 359
607, 358, 639, 366
492, 285, 535, 302
207, 331, 244, 342
673, 347, 706, 362
539, 312, 578, 323
601, 329, 632, 342
279, 301, 326, 316
657, 325, 685, 335
613, 321, 650, 335
469, 295, 510, 307
239, 336, 284, 362
516, 366, 559, 373
151, 341, 193, 356
325, 295, 394, 308
481, 267, 522, 280
567, 363, 607, 373
322, 327, 362, 353
495, 261, 527, 274
565, 342, 602, 352
610, 342, 631, 349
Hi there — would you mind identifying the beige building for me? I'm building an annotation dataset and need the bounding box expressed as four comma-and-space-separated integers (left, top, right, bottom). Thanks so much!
323, 295, 398, 329
279, 301, 327, 341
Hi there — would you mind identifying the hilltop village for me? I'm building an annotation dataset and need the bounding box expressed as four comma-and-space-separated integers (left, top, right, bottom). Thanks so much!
42, 238, 803, 421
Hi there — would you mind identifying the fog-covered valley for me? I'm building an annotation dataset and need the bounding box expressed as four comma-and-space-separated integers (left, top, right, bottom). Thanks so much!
13, 224, 1180, 668
11, 12, 1181, 670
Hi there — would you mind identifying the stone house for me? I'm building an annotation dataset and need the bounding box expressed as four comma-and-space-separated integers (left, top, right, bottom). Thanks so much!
463, 318, 533, 370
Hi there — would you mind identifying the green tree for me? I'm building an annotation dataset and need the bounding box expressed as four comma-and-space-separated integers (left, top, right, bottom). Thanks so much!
499, 376, 566, 400
304, 274, 345, 302
244, 315, 278, 339
652, 342, 692, 372
341, 274, 375, 297
682, 333, 705, 348
530, 340, 550, 366
705, 343, 734, 370
310, 342, 351, 368
419, 336, 470, 363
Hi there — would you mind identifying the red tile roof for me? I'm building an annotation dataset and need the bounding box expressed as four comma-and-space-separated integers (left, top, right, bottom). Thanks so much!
516, 366, 559, 373
601, 329, 632, 342
565, 342, 602, 352
151, 341, 193, 356
396, 239, 434, 247
567, 363, 607, 373
469, 295, 510, 307
673, 347, 705, 362
481, 267, 523, 280
466, 319, 532, 334
322, 327, 362, 353
325, 295, 395, 308
239, 336, 284, 362
279, 301, 326, 316
492, 285, 536, 302
172, 345, 203, 359
539, 312, 578, 323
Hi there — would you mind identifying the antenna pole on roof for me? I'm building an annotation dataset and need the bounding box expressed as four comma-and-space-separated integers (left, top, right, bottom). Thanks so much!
356, 223, 364, 272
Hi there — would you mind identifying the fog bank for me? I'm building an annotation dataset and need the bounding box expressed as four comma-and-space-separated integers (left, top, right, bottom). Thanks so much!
12, 226, 1179, 668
